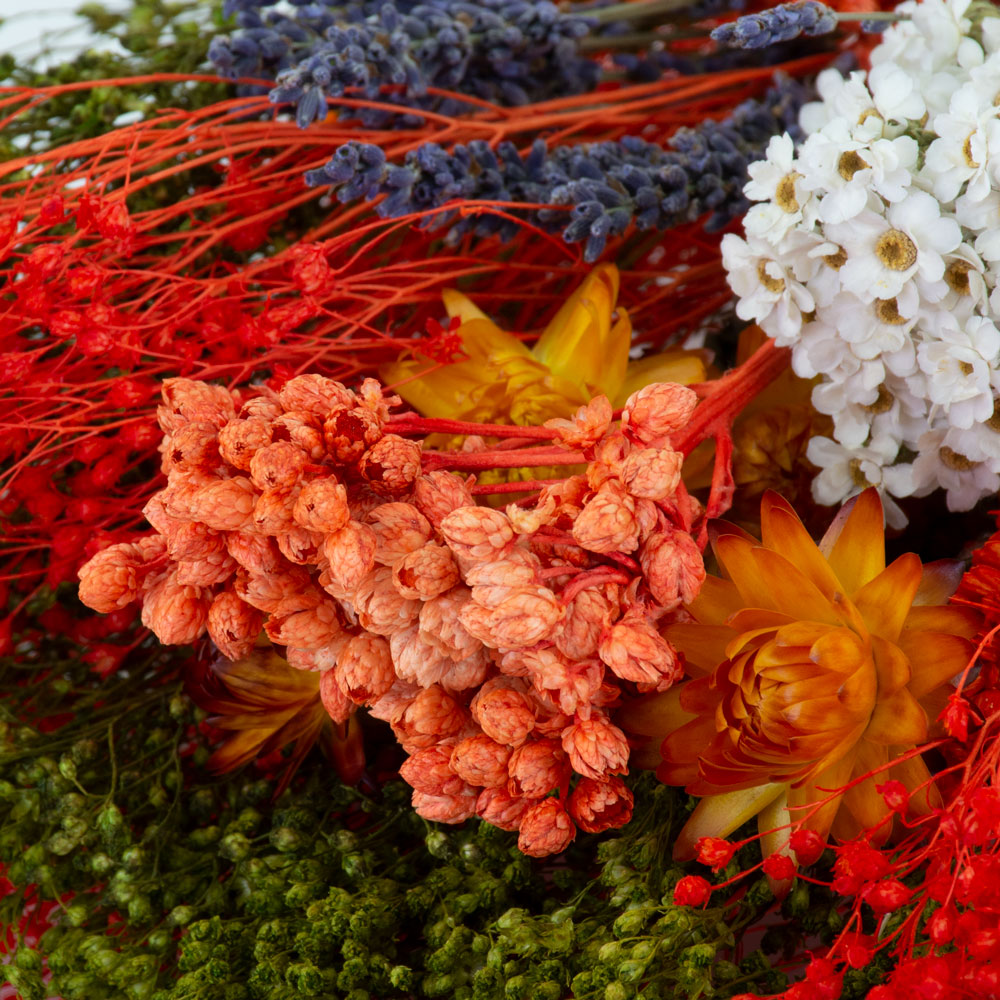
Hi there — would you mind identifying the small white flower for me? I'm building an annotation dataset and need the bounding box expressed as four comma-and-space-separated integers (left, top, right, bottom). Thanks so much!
910, 424, 1000, 509
868, 62, 927, 124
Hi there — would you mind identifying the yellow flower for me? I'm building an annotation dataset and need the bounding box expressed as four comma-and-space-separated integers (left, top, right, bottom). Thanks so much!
620, 489, 979, 864
382, 265, 707, 426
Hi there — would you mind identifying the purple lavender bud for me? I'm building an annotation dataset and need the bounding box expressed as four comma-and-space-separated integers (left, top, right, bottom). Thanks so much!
712, 1, 837, 49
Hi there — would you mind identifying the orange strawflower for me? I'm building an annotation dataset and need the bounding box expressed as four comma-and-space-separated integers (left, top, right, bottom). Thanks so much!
621, 489, 979, 867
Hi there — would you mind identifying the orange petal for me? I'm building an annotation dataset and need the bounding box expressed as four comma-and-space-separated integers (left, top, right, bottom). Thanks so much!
672, 783, 787, 860
913, 559, 965, 606
870, 635, 912, 697
662, 715, 718, 768
759, 493, 843, 599
774, 620, 835, 647
864, 688, 928, 746
664, 623, 733, 674
686, 574, 743, 623
841, 741, 892, 843
904, 604, 981, 640
441, 287, 490, 323
898, 631, 976, 698
787, 752, 855, 843
809, 626, 872, 677
616, 684, 697, 741
727, 609, 798, 633
781, 695, 857, 730
820, 488, 886, 593
851, 552, 922, 642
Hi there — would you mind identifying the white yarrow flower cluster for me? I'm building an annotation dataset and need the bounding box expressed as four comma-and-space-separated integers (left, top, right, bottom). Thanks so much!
722, 0, 1000, 521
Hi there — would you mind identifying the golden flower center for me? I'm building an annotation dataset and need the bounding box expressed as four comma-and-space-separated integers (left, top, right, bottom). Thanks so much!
849, 458, 872, 487
940, 446, 979, 471
863, 384, 894, 415
959, 360, 975, 376
857, 108, 881, 127
945, 260, 973, 295
963, 132, 980, 169
757, 260, 786, 294
987, 398, 1000, 432
775, 173, 801, 213
875, 229, 918, 271
823, 246, 848, 270
875, 298, 908, 325
837, 150, 869, 181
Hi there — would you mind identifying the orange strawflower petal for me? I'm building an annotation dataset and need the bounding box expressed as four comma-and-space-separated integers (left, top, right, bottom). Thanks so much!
852, 552, 922, 642
663, 623, 734, 674
820, 488, 886, 593
865, 688, 928, 746
903, 604, 980, 638
672, 783, 786, 860
760, 492, 843, 598
900, 631, 977, 698
887, 753, 941, 815
913, 558, 965, 606
870, 635, 912, 697
686, 574, 743, 622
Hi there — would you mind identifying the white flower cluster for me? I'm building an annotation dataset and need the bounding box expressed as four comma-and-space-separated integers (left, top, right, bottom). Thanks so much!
721, 0, 1000, 522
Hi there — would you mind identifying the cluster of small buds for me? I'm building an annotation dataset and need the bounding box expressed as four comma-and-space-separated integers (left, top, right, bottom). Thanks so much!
79, 375, 707, 854
721, 0, 1000, 520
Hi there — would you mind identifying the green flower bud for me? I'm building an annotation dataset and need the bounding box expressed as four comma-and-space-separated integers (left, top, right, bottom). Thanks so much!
571, 972, 594, 996
270, 826, 304, 853
168, 905, 197, 927
58, 756, 78, 783
425, 830, 452, 859
618, 960, 647, 984
604, 983, 629, 1000
389, 966, 414, 991
96, 803, 130, 854
613, 906, 651, 939
46, 831, 80, 855
341, 852, 368, 878
335, 829, 359, 852
121, 846, 146, 872
64, 903, 90, 928
14, 948, 42, 973
168, 695, 187, 720
147, 784, 169, 809
70, 738, 98, 764
503, 975, 527, 999
681, 943, 716, 969
219, 832, 251, 862
127, 895, 154, 924
147, 930, 172, 952
188, 826, 221, 848
496, 908, 527, 932
713, 960, 740, 983
598, 941, 623, 964
459, 841, 483, 865
4, 967, 44, 1000
534, 982, 562, 1000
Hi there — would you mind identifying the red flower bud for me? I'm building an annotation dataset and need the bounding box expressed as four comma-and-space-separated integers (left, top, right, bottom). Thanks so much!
673, 875, 712, 907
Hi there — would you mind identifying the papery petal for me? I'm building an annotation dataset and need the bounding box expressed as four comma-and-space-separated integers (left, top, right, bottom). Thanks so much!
759, 492, 843, 599
865, 688, 928, 745
663, 623, 734, 674
852, 553, 921, 642
899, 631, 976, 697
672, 783, 786, 860
819, 488, 885, 593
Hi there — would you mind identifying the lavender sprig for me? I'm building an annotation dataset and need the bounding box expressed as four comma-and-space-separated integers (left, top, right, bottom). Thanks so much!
305, 76, 810, 260
711, 1, 837, 48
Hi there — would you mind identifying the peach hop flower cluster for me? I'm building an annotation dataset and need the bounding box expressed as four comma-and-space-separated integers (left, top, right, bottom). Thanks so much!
78, 374, 710, 853
620, 487, 978, 879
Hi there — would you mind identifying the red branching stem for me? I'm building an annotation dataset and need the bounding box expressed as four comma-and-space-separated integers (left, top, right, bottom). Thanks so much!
469, 479, 565, 496
389, 415, 554, 440
560, 567, 631, 604
422, 445, 585, 472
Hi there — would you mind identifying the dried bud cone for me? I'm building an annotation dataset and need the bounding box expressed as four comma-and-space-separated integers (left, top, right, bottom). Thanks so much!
239, 395, 282, 420
621, 382, 699, 446
460, 586, 562, 649
419, 587, 484, 661
412, 787, 478, 825
620, 447, 683, 501
249, 441, 308, 491
355, 567, 421, 636
390, 625, 457, 689
265, 600, 343, 650
517, 798, 576, 857
335, 633, 395, 705
413, 470, 476, 529
293, 478, 350, 534
162, 422, 221, 474
599, 610, 681, 686
323, 404, 382, 464
184, 480, 257, 535
319, 669, 356, 724
369, 679, 420, 725
277, 374, 353, 416
207, 591, 263, 660
556, 588, 615, 661
252, 487, 297, 535
450, 735, 512, 788
360, 434, 422, 498
400, 746, 468, 796
508, 738, 570, 798
640, 527, 706, 611
273, 410, 325, 461
78, 542, 145, 613
165, 521, 223, 563
395, 685, 469, 750
514, 648, 605, 718
226, 532, 283, 575
159, 378, 235, 431
568, 776, 634, 833
543, 395, 613, 450
276, 527, 323, 566
393, 544, 460, 600
440, 506, 515, 565
321, 520, 377, 597
476, 786, 530, 831
367, 502, 432, 564
357, 377, 397, 423
218, 416, 273, 471
235, 564, 320, 614
561, 713, 629, 781
175, 549, 237, 588
572, 482, 639, 554
286, 644, 342, 672
471, 680, 536, 747
141, 569, 209, 646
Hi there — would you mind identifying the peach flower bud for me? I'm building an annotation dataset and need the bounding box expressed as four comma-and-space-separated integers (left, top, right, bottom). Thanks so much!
218, 416, 273, 471
450, 735, 511, 788
293, 478, 350, 534
393, 544, 460, 600
235, 565, 320, 614
355, 567, 421, 636
621, 382, 699, 446
78, 542, 144, 612
640, 527, 706, 611
412, 787, 478, 825
400, 746, 467, 796
476, 786, 530, 831
165, 521, 223, 563
134, 535, 168, 563
413, 470, 475, 528
142, 492, 185, 537
187, 477, 257, 532
508, 738, 569, 799
543, 395, 613, 450
369, 679, 420, 725
335, 633, 395, 705
319, 669, 356, 724
561, 714, 629, 781
162, 421, 221, 474
175, 550, 237, 588
572, 482, 638, 554
599, 609, 681, 686
464, 549, 541, 591
249, 441, 308, 491
265, 599, 342, 649
555, 588, 615, 661
587, 432, 629, 490
390, 625, 453, 688
515, 648, 604, 718
357, 376, 398, 422
470, 680, 535, 746
321, 520, 377, 596
360, 434, 422, 498
323, 404, 382, 464
395, 685, 469, 750
226, 532, 283, 575
419, 587, 484, 661
277, 374, 353, 416
276, 527, 323, 566
252, 487, 297, 535
274, 409, 326, 461
141, 568, 209, 645
367, 502, 432, 565
159, 378, 235, 430
287, 643, 344, 672
517, 798, 576, 857
440, 506, 515, 565
620, 446, 683, 501
568, 776, 634, 833
460, 586, 562, 649
505, 493, 558, 535
206, 591, 263, 660
239, 394, 282, 420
